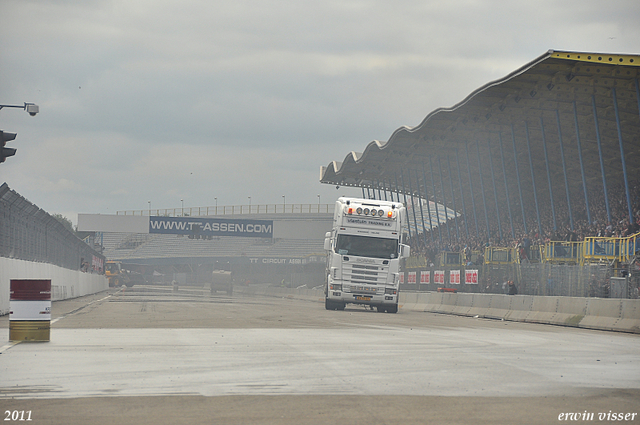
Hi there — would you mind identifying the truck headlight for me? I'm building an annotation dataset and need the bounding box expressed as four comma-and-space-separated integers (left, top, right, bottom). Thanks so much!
330, 283, 342, 291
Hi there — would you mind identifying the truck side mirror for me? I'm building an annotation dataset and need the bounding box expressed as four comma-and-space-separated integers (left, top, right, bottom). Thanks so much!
399, 244, 411, 258
324, 237, 332, 252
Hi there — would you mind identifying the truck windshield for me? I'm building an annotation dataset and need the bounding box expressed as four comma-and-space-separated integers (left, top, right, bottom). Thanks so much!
335, 234, 398, 259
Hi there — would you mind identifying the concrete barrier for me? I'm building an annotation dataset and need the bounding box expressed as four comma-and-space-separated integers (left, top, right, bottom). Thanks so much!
437, 292, 458, 314
552, 297, 589, 327
414, 292, 431, 312
237, 284, 640, 333
451, 293, 474, 316
467, 293, 492, 318
527, 297, 559, 325
507, 295, 535, 322
615, 299, 640, 333
579, 298, 640, 333
399, 292, 419, 311
423, 291, 444, 313
485, 294, 513, 320
580, 298, 620, 331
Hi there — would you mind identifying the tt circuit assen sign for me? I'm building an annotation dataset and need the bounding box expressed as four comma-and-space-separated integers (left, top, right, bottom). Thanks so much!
149, 216, 273, 238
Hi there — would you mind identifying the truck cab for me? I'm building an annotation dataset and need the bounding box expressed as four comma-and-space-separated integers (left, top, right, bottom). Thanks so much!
324, 197, 410, 313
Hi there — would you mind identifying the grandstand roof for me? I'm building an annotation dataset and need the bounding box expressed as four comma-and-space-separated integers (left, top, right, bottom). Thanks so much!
320, 50, 640, 235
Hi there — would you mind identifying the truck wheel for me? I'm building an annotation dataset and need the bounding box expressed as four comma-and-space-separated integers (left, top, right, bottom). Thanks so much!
387, 304, 398, 314
325, 298, 334, 310
376, 306, 386, 313
337, 303, 345, 311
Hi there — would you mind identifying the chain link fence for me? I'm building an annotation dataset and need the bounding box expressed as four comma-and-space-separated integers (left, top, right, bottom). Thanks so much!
403, 262, 640, 299
0, 183, 104, 271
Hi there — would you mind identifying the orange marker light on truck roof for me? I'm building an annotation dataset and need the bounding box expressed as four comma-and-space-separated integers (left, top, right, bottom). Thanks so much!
388, 211, 393, 218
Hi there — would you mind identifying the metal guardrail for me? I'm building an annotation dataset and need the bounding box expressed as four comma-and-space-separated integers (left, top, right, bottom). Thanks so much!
117, 203, 334, 217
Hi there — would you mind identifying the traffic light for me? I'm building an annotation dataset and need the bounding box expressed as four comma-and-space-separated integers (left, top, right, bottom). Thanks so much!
0, 130, 17, 163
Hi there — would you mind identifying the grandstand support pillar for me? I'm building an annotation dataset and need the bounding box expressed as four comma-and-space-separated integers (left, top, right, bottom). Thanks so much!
381, 180, 388, 202
475, 140, 491, 240
397, 172, 413, 240
421, 163, 436, 241
415, 169, 429, 246
376, 180, 382, 201
556, 109, 574, 230
636, 78, 640, 119
464, 143, 480, 235
487, 138, 503, 241
437, 156, 451, 241
390, 180, 397, 202
612, 87, 634, 225
455, 150, 470, 238
524, 121, 543, 238
591, 95, 611, 224
540, 117, 558, 231
498, 133, 515, 238
404, 169, 420, 242
362, 187, 367, 199
428, 157, 443, 243
573, 101, 591, 225
446, 155, 460, 240
510, 124, 528, 234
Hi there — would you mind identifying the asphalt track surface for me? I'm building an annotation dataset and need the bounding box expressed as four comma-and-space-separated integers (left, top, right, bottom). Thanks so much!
1, 285, 639, 425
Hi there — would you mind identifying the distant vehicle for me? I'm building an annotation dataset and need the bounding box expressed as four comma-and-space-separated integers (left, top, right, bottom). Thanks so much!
324, 197, 410, 313
211, 270, 233, 295
105, 261, 145, 288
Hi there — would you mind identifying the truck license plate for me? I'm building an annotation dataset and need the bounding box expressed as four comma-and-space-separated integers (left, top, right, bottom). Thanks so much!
355, 296, 371, 301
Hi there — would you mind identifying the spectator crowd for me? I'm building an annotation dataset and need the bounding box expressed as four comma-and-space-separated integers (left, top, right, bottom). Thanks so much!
405, 179, 640, 264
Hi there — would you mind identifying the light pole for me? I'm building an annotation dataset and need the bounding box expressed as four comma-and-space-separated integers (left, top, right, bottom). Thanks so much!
282, 195, 285, 213
215, 197, 218, 215
0, 102, 39, 164
148, 201, 151, 216
181, 199, 184, 217
0, 102, 39, 116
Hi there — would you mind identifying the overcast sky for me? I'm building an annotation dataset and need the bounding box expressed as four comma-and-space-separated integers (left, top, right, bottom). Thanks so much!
1, 0, 639, 224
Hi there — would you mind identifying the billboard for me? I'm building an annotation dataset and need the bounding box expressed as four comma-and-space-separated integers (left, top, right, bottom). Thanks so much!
149, 216, 273, 238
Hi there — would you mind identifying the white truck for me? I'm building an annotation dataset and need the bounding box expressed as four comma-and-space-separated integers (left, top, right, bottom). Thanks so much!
324, 197, 410, 313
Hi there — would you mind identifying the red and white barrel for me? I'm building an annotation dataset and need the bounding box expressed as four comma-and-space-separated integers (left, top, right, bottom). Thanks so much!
9, 279, 52, 342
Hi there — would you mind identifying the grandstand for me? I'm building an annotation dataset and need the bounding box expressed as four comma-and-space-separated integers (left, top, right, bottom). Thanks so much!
102, 233, 324, 261
80, 209, 331, 286
320, 50, 640, 298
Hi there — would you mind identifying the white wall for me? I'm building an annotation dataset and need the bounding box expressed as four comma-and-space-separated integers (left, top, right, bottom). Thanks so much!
273, 218, 332, 239
78, 214, 149, 233
0, 257, 108, 316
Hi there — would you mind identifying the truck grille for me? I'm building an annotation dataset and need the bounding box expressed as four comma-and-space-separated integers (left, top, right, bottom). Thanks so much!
344, 263, 388, 285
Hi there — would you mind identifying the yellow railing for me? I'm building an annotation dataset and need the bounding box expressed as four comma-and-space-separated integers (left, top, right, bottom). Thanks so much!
542, 241, 583, 265
405, 256, 427, 268
440, 251, 463, 267
405, 232, 640, 267
583, 231, 640, 263
484, 247, 516, 264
